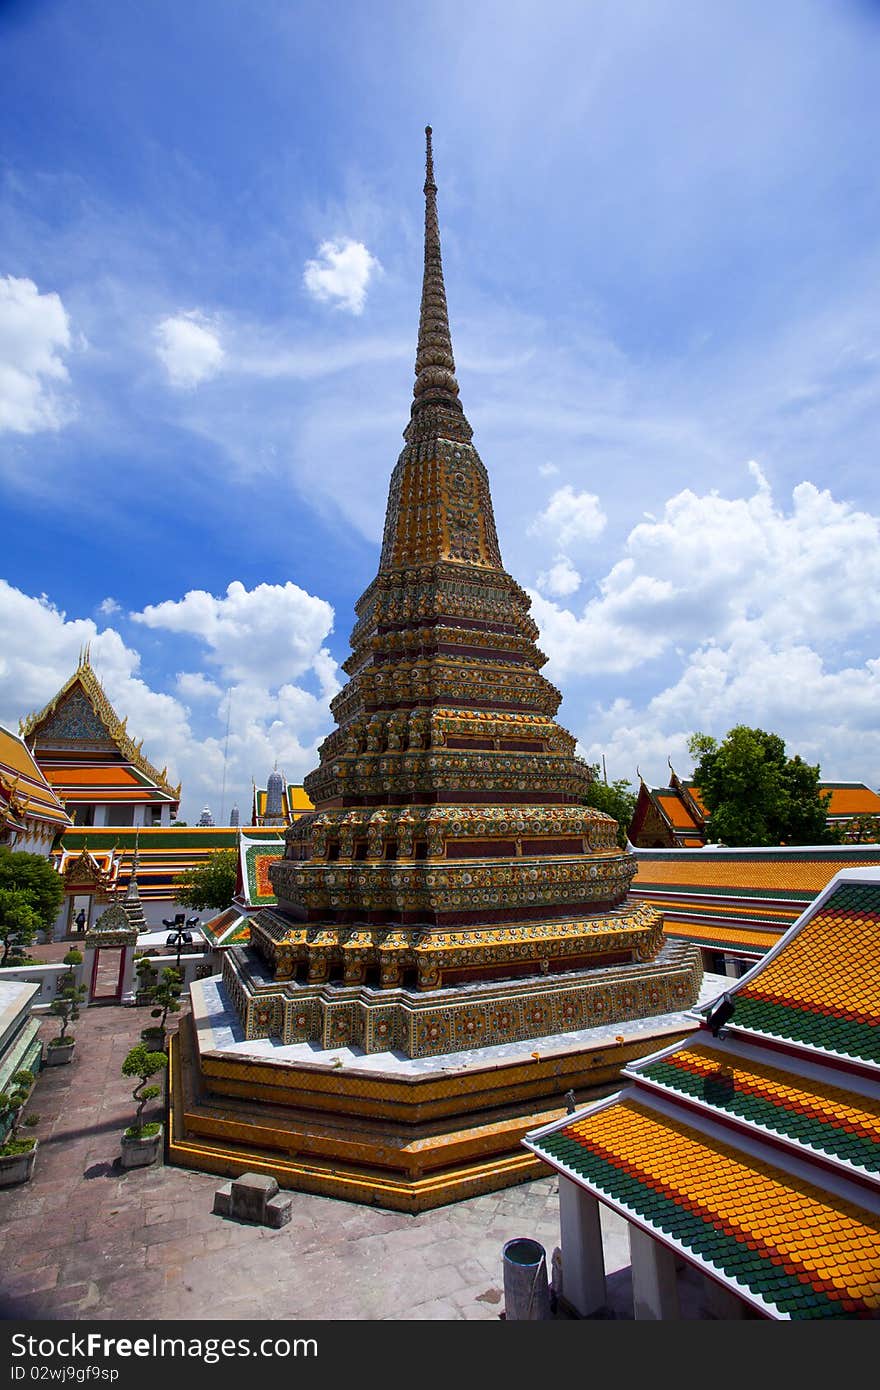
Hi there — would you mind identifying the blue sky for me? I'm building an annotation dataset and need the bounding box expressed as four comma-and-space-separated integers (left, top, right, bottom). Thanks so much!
2, 0, 880, 820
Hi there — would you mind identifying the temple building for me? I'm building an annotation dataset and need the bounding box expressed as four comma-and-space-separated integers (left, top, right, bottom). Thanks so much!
20, 649, 180, 829
527, 866, 880, 1319
629, 766, 880, 849
251, 774, 313, 827
0, 723, 71, 855
169, 130, 707, 1211
51, 825, 285, 936
631, 842, 880, 979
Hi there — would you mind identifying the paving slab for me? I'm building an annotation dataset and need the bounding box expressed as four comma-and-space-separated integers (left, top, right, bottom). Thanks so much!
0, 1000, 713, 1321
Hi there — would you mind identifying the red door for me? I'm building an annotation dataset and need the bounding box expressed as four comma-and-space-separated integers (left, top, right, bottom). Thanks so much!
90, 947, 125, 1003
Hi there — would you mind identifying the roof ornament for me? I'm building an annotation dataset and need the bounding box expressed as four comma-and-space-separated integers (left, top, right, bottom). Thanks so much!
405, 125, 472, 445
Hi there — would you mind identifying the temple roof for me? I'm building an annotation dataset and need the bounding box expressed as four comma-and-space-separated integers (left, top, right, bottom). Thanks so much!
0, 723, 72, 837
20, 649, 181, 803
54, 825, 285, 902
629, 770, 880, 849
251, 782, 313, 825
525, 868, 880, 1318
632, 843, 880, 959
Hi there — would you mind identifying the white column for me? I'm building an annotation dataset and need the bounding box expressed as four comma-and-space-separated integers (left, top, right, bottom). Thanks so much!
630, 1225, 680, 1320
702, 1274, 746, 1319
558, 1176, 606, 1316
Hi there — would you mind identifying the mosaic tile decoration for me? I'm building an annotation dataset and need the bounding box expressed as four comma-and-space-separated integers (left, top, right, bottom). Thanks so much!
733, 882, 880, 1063
535, 1096, 880, 1318
638, 1040, 880, 1174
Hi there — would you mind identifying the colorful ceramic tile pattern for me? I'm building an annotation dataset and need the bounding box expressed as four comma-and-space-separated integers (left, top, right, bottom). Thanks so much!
734, 882, 880, 1061
640, 1040, 880, 1173
527, 869, 880, 1318
539, 1097, 880, 1318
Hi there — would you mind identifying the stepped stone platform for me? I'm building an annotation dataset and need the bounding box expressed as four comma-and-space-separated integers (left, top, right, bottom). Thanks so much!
167, 968, 720, 1212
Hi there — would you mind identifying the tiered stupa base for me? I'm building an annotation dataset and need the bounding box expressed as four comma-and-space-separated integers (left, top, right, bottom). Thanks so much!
221, 908, 698, 1056
167, 941, 703, 1211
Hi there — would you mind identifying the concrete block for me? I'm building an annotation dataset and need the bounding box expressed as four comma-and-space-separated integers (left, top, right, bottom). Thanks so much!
212, 1182, 233, 1217
265, 1194, 293, 1228
218, 1173, 284, 1228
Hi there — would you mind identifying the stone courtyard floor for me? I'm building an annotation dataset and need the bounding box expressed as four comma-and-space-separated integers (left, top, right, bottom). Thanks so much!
0, 1002, 708, 1322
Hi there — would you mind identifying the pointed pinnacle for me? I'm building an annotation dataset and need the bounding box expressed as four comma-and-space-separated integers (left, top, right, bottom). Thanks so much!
406, 125, 471, 443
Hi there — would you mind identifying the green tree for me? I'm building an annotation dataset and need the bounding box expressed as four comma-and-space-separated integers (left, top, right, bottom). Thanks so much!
844, 814, 880, 844
149, 967, 182, 1031
687, 726, 834, 847
581, 768, 638, 849
0, 888, 41, 966
49, 950, 87, 1044
175, 849, 237, 910
121, 1043, 167, 1137
0, 848, 64, 933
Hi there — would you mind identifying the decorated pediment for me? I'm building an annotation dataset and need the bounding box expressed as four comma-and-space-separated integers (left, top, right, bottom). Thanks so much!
62, 847, 115, 894
37, 688, 113, 745
86, 900, 137, 947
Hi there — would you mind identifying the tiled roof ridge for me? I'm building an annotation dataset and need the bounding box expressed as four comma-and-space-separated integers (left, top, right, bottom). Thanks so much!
627, 1039, 880, 1188
527, 1091, 880, 1318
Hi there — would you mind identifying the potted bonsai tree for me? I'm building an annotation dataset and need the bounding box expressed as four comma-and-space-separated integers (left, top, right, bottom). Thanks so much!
140, 966, 182, 1051
120, 1042, 167, 1169
46, 949, 86, 1065
134, 955, 158, 1006
0, 1069, 38, 1186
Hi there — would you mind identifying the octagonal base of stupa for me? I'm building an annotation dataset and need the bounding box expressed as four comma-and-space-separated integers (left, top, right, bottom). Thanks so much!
167, 956, 718, 1212
221, 924, 701, 1056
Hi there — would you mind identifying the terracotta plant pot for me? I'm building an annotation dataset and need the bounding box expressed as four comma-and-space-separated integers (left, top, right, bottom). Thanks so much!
120, 1124, 163, 1170
0, 1141, 38, 1187
44, 1039, 76, 1066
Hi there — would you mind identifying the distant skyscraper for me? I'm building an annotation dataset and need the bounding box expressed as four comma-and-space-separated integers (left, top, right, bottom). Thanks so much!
229, 803, 240, 827
197, 806, 215, 827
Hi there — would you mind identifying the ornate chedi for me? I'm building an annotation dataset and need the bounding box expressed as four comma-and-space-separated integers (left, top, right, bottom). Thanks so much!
227, 128, 701, 1059
170, 132, 703, 1211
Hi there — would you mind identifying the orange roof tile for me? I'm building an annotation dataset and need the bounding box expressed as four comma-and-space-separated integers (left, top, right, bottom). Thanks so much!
0, 726, 72, 831
825, 786, 880, 817
663, 921, 781, 951
655, 790, 698, 831
542, 1096, 880, 1315
44, 765, 141, 787
634, 854, 880, 895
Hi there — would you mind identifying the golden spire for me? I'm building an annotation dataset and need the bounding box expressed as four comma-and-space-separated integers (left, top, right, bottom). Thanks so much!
405, 126, 472, 444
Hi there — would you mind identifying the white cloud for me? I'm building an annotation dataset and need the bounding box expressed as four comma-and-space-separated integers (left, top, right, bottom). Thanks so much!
527, 466, 880, 792
531, 466, 880, 682
131, 579, 338, 689
303, 238, 381, 315
155, 311, 224, 388
175, 671, 223, 703
536, 555, 582, 598
0, 578, 341, 823
581, 638, 880, 793
98, 597, 121, 616
529, 484, 607, 550
0, 569, 343, 817
538, 462, 559, 477
0, 276, 74, 433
